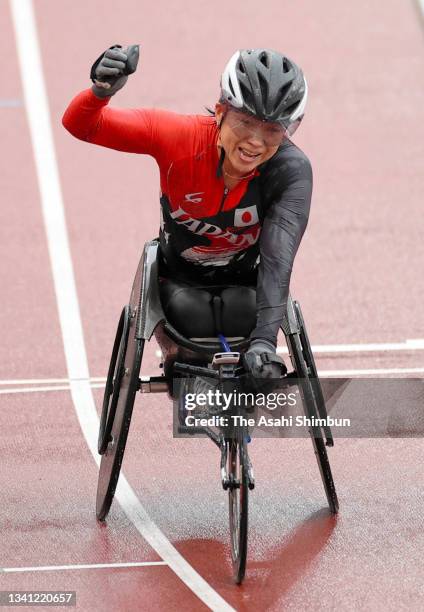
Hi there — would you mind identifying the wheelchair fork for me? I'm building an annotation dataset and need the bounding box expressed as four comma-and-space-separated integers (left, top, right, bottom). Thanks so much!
220, 439, 230, 490
241, 442, 255, 490
221, 438, 255, 491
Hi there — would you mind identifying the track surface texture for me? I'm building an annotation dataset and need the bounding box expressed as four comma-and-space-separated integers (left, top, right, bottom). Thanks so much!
2, 0, 424, 610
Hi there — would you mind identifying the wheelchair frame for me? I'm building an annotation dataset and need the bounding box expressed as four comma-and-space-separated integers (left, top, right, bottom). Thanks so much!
95, 239, 339, 584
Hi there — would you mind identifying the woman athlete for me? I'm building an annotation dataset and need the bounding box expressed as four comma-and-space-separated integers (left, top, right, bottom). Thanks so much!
62, 46, 312, 380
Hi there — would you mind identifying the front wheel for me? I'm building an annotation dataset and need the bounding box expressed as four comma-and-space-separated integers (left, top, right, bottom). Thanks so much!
228, 438, 249, 584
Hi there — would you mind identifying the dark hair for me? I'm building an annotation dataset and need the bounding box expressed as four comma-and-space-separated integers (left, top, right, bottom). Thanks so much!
204, 96, 228, 116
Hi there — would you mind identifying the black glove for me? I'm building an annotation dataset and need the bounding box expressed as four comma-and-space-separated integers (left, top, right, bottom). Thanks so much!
90, 44, 139, 98
243, 339, 287, 380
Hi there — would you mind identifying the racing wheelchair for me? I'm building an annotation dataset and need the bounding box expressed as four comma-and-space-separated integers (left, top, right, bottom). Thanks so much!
96, 239, 338, 584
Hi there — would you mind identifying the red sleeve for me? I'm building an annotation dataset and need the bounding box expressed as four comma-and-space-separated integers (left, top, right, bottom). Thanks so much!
62, 88, 196, 166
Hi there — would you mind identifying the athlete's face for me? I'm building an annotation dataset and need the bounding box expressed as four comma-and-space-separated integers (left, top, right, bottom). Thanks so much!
215, 103, 282, 176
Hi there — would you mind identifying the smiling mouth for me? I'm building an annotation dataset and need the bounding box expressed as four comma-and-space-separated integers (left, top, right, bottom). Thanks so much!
238, 147, 261, 161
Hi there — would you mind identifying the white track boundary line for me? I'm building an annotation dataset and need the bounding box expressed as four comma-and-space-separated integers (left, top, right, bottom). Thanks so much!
1, 561, 167, 574
10, 2, 234, 610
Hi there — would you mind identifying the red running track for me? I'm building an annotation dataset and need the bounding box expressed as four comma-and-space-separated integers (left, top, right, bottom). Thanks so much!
2, 0, 424, 610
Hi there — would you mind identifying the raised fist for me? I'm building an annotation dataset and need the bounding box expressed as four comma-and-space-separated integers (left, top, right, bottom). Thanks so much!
90, 44, 139, 98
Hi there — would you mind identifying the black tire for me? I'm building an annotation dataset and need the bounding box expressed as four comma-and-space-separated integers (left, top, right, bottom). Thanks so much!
288, 333, 339, 514
228, 438, 249, 584
98, 306, 130, 455
96, 318, 144, 521
294, 301, 334, 447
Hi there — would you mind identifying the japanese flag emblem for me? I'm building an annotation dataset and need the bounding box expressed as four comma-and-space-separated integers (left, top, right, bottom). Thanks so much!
234, 205, 259, 227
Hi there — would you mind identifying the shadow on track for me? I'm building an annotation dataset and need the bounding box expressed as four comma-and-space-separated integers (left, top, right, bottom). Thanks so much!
172, 508, 337, 609
236, 508, 338, 609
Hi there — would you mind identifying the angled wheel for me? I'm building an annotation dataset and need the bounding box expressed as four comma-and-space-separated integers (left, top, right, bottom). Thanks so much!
288, 333, 339, 514
98, 306, 130, 455
293, 301, 334, 447
228, 438, 249, 584
96, 307, 144, 521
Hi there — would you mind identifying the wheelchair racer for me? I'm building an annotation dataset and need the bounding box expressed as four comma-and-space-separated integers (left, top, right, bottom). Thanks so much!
62, 46, 312, 381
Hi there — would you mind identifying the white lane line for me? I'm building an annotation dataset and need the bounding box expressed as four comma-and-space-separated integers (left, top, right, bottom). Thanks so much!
10, 2, 234, 610
1, 385, 73, 395
319, 367, 424, 377
0, 377, 105, 386
0, 378, 75, 385
0, 383, 106, 395
0, 98, 22, 107
277, 339, 424, 354
1, 561, 167, 574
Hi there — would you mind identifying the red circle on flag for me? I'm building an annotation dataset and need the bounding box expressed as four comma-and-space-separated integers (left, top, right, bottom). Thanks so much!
241, 211, 252, 223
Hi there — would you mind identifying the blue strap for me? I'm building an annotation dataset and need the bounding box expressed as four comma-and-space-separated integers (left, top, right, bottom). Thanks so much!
218, 333, 231, 353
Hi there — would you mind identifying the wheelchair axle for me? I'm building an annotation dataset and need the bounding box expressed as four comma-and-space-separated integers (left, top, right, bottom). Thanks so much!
138, 375, 169, 393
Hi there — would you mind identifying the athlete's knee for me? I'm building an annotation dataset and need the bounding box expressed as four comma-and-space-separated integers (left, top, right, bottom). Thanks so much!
221, 286, 256, 336
160, 280, 215, 337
